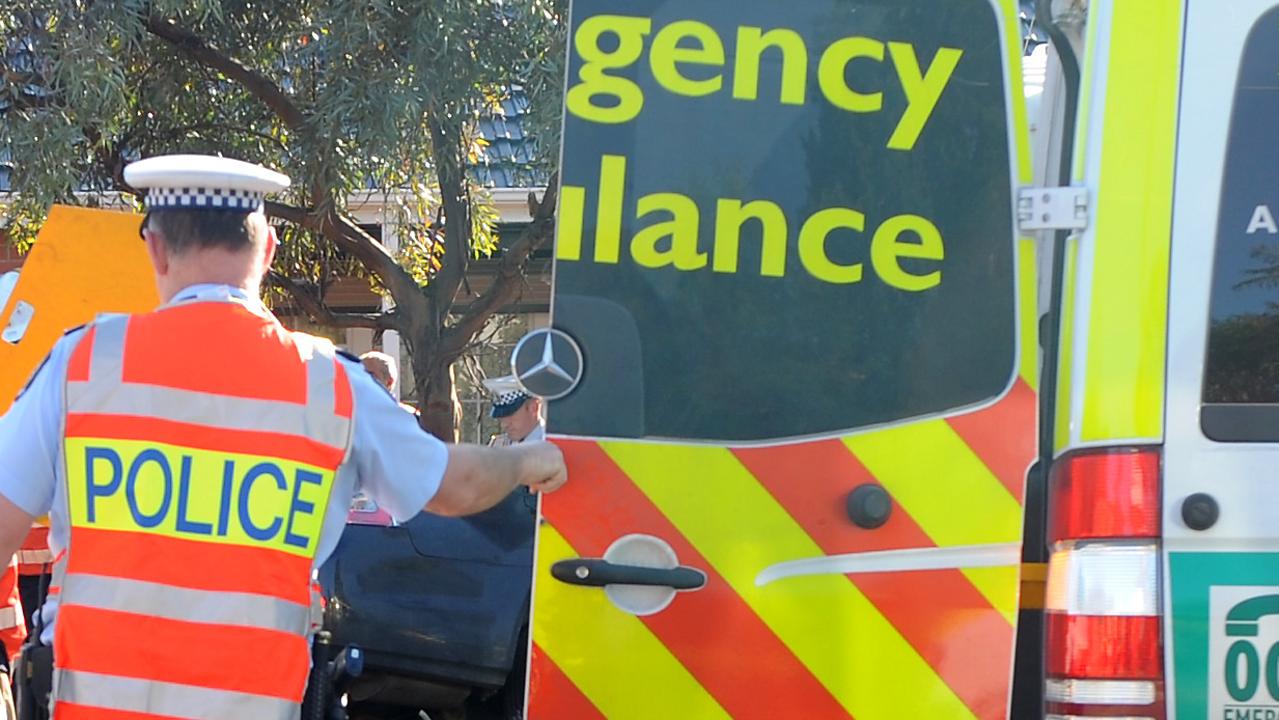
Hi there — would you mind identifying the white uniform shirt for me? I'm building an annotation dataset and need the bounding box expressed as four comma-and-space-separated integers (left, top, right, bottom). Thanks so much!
0, 284, 449, 640
524, 423, 547, 443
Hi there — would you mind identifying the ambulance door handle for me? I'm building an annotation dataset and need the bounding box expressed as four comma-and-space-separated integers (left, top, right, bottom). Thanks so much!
551, 559, 707, 591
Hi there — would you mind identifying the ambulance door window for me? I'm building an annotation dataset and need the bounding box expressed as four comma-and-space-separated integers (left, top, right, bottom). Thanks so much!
1201, 6, 1279, 442
548, 0, 1020, 444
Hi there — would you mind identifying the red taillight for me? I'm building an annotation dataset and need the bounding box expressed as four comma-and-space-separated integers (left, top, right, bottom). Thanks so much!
1046, 614, 1162, 679
1044, 446, 1164, 719
1048, 448, 1161, 543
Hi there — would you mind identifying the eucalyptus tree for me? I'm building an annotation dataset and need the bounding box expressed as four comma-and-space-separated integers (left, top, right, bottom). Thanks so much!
0, 0, 565, 439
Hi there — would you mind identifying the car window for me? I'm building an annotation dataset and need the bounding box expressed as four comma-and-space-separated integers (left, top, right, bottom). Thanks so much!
1201, 7, 1279, 442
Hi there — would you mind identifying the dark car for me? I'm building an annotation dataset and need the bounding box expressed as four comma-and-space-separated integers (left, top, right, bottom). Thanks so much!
316, 487, 537, 720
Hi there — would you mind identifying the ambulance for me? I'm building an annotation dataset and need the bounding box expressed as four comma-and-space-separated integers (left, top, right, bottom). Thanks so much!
518, 0, 1279, 718
0, 0, 1275, 718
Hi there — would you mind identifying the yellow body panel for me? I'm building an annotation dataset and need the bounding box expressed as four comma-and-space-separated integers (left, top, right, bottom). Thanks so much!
1057, 0, 1183, 450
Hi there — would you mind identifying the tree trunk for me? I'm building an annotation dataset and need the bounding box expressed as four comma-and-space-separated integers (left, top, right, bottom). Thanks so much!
418, 360, 461, 443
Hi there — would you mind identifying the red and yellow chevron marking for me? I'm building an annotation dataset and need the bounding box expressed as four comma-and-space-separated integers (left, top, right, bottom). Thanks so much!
531, 370, 1034, 720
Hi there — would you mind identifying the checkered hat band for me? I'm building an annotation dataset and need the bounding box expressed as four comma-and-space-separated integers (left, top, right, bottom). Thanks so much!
495, 390, 526, 405
145, 187, 265, 211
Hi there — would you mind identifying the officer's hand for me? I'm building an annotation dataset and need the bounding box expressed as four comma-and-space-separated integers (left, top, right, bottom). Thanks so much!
518, 442, 567, 494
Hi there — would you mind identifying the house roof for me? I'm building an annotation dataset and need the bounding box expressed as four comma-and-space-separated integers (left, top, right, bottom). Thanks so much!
473, 89, 550, 189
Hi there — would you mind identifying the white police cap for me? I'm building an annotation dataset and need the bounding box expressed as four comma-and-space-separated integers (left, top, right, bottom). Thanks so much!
123, 154, 290, 212
483, 375, 530, 418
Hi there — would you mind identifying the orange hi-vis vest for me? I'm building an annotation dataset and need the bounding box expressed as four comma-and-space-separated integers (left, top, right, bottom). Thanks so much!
0, 557, 27, 660
19, 522, 53, 576
53, 298, 354, 719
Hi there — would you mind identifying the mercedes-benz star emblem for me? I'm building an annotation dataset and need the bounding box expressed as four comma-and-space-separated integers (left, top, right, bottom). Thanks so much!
511, 328, 584, 400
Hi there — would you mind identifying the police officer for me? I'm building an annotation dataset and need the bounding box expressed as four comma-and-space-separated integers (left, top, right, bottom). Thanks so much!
484, 375, 545, 445
0, 155, 566, 719
359, 350, 419, 415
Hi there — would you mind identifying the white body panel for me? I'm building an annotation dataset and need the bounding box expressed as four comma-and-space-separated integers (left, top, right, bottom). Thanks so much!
1164, 1, 1279, 715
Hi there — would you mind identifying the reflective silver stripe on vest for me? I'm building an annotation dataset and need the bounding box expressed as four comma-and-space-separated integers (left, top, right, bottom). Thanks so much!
300, 335, 344, 448
0, 606, 20, 630
86, 315, 128, 387
62, 574, 310, 635
56, 669, 299, 720
64, 381, 350, 449
17, 549, 54, 565
67, 316, 352, 450
303, 336, 336, 414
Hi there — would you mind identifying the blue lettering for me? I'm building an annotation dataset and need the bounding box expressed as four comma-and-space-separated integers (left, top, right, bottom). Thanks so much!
217, 461, 235, 536
174, 457, 213, 535
84, 447, 123, 523
238, 463, 284, 542
126, 449, 173, 529
284, 470, 323, 549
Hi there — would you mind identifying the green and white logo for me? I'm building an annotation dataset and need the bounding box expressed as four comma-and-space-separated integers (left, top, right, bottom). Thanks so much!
1211, 586, 1279, 719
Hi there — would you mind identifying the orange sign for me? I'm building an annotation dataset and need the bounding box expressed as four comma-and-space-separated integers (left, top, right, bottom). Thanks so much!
0, 206, 158, 413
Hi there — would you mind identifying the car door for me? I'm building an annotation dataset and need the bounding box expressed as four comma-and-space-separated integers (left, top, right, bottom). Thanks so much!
1164, 2, 1279, 717
526, 1, 1037, 717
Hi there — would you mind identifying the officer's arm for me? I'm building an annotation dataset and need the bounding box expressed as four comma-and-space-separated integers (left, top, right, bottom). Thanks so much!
0, 496, 34, 567
0, 338, 70, 549
426, 442, 567, 517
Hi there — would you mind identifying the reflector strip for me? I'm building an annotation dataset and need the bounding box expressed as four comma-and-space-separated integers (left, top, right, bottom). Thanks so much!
533, 526, 731, 720
604, 442, 974, 719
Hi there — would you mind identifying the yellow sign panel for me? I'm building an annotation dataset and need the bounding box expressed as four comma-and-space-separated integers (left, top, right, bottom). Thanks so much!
0, 205, 159, 413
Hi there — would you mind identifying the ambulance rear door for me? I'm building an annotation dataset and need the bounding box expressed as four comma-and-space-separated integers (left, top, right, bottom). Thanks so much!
526, 1, 1038, 717
1164, 2, 1279, 717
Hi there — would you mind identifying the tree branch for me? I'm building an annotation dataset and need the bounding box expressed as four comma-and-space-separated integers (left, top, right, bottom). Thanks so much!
160, 121, 289, 151
443, 175, 559, 354
266, 200, 430, 329
143, 17, 436, 339
144, 16, 307, 131
266, 201, 403, 285
266, 271, 400, 331
425, 115, 471, 325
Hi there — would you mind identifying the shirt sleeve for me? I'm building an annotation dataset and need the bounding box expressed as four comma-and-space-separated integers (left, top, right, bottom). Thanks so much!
0, 332, 79, 517
341, 355, 448, 523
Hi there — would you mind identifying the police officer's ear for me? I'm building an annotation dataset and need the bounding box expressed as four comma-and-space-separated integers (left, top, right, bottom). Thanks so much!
260, 223, 278, 273
140, 221, 171, 277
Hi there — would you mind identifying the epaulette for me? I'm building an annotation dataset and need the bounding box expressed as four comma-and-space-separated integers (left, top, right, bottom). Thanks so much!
12, 324, 86, 403
336, 348, 362, 364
